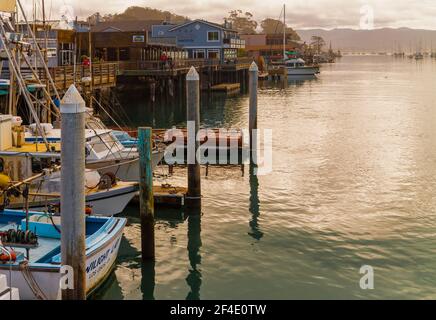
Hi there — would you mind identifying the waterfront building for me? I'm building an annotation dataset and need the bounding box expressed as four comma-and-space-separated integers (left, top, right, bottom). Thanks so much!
240, 33, 302, 60
151, 19, 245, 63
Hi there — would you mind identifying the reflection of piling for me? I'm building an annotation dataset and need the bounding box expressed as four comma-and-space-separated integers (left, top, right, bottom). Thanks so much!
60, 85, 86, 300
249, 62, 258, 156
248, 163, 263, 240
186, 214, 202, 300
186, 67, 201, 210
138, 127, 155, 260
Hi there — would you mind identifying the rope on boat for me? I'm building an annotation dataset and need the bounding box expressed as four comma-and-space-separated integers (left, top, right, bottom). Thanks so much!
90, 158, 139, 171
19, 260, 48, 300
0, 244, 14, 300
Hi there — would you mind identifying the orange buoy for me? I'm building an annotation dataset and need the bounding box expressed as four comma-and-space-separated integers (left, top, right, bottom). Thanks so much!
0, 250, 17, 263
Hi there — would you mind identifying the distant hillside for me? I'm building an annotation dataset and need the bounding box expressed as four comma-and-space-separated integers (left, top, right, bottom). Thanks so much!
296, 28, 436, 53
100, 6, 189, 24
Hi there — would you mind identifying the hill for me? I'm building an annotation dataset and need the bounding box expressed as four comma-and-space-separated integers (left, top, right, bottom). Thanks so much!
296, 28, 436, 53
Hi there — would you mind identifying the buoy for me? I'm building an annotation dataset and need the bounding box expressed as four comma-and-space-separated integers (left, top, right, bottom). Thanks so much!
0, 174, 11, 190
85, 206, 92, 215
0, 250, 17, 263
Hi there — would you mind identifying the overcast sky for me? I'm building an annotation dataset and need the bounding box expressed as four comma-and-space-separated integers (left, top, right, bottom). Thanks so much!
26, 0, 436, 30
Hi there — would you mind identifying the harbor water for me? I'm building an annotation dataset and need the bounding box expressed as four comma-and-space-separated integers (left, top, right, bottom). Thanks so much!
95, 56, 436, 299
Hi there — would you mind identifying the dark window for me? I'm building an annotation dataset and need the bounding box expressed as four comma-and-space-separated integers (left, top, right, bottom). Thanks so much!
208, 31, 219, 41
119, 48, 130, 61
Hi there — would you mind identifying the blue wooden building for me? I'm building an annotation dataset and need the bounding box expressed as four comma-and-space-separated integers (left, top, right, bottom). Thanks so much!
151, 19, 245, 63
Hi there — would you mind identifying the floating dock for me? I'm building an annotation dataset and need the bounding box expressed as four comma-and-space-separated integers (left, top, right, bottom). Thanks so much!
210, 83, 241, 94
132, 184, 187, 208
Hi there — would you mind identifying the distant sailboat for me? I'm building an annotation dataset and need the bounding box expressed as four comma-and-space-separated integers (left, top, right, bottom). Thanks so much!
280, 4, 319, 76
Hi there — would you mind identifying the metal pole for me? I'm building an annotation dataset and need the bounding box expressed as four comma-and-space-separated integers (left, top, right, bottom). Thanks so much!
186, 66, 201, 209
138, 127, 155, 260
249, 62, 258, 155
60, 84, 86, 300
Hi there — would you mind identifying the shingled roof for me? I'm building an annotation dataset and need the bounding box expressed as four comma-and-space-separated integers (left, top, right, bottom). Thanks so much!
91, 20, 164, 32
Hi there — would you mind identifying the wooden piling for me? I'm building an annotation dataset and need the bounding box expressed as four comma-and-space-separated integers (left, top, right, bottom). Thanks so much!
249, 62, 258, 154
186, 67, 201, 209
138, 127, 155, 260
60, 85, 86, 300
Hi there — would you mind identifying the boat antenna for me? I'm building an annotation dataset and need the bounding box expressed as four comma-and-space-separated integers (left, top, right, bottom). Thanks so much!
283, 3, 286, 60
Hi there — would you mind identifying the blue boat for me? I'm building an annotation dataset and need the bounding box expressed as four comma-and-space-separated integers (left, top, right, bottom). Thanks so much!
0, 209, 126, 300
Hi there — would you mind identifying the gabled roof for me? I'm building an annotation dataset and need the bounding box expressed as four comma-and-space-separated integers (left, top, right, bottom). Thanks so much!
91, 20, 164, 33
168, 19, 236, 32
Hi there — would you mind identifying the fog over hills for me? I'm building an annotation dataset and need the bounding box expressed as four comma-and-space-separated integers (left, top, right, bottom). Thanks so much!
296, 28, 436, 53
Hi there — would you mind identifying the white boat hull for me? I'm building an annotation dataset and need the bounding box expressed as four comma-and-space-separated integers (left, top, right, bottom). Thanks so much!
8, 185, 138, 216
286, 67, 319, 76
0, 218, 125, 300
86, 150, 164, 182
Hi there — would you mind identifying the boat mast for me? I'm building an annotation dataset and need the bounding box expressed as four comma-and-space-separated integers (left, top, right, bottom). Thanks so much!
283, 4, 286, 60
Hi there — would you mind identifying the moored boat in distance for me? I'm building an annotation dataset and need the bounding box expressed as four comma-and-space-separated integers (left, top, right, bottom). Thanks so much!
284, 58, 320, 76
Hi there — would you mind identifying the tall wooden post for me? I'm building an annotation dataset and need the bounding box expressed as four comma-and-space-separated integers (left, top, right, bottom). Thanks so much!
249, 62, 258, 155
60, 85, 86, 300
186, 67, 201, 209
138, 127, 155, 260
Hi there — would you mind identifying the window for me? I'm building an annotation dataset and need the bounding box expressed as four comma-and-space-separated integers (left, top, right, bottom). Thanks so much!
207, 50, 220, 59
207, 31, 219, 42
193, 50, 205, 59
119, 48, 130, 61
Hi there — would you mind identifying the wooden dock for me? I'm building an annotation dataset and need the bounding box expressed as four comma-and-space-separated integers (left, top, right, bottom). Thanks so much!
131, 184, 187, 208
210, 83, 241, 94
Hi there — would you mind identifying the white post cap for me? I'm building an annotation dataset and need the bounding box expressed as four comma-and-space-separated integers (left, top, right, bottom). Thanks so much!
60, 85, 86, 114
249, 61, 259, 72
186, 66, 199, 81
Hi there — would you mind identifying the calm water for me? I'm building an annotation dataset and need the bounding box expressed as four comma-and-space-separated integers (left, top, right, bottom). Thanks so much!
95, 56, 436, 299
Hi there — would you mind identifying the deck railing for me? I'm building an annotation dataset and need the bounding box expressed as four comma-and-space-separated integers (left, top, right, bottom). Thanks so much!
119, 57, 254, 72
42, 62, 119, 91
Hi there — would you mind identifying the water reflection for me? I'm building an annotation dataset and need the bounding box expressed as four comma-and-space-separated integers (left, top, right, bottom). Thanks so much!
185, 214, 202, 300
248, 163, 263, 240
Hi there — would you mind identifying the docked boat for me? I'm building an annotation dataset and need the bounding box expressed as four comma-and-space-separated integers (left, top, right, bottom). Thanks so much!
24, 123, 164, 182
268, 4, 320, 77
284, 58, 320, 76
6, 169, 138, 216
0, 209, 126, 300
0, 114, 138, 216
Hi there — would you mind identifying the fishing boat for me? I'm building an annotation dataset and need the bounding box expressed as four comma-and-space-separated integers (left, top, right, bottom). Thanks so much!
283, 58, 320, 76
0, 209, 126, 300
0, 10, 165, 183
24, 123, 164, 182
0, 114, 138, 216
6, 169, 138, 216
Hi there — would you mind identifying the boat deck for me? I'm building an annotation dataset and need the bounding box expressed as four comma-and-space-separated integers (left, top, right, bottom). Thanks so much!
0, 222, 59, 263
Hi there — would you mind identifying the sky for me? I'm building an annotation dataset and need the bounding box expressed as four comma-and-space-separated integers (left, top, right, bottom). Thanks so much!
24, 0, 436, 30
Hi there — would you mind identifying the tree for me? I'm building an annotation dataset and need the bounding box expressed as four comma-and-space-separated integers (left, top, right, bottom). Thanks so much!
310, 36, 326, 54
260, 18, 300, 40
88, 6, 189, 24
226, 10, 257, 34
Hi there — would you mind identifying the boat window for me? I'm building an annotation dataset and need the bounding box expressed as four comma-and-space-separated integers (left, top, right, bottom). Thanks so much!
89, 133, 123, 153
0, 158, 3, 173
31, 158, 51, 173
